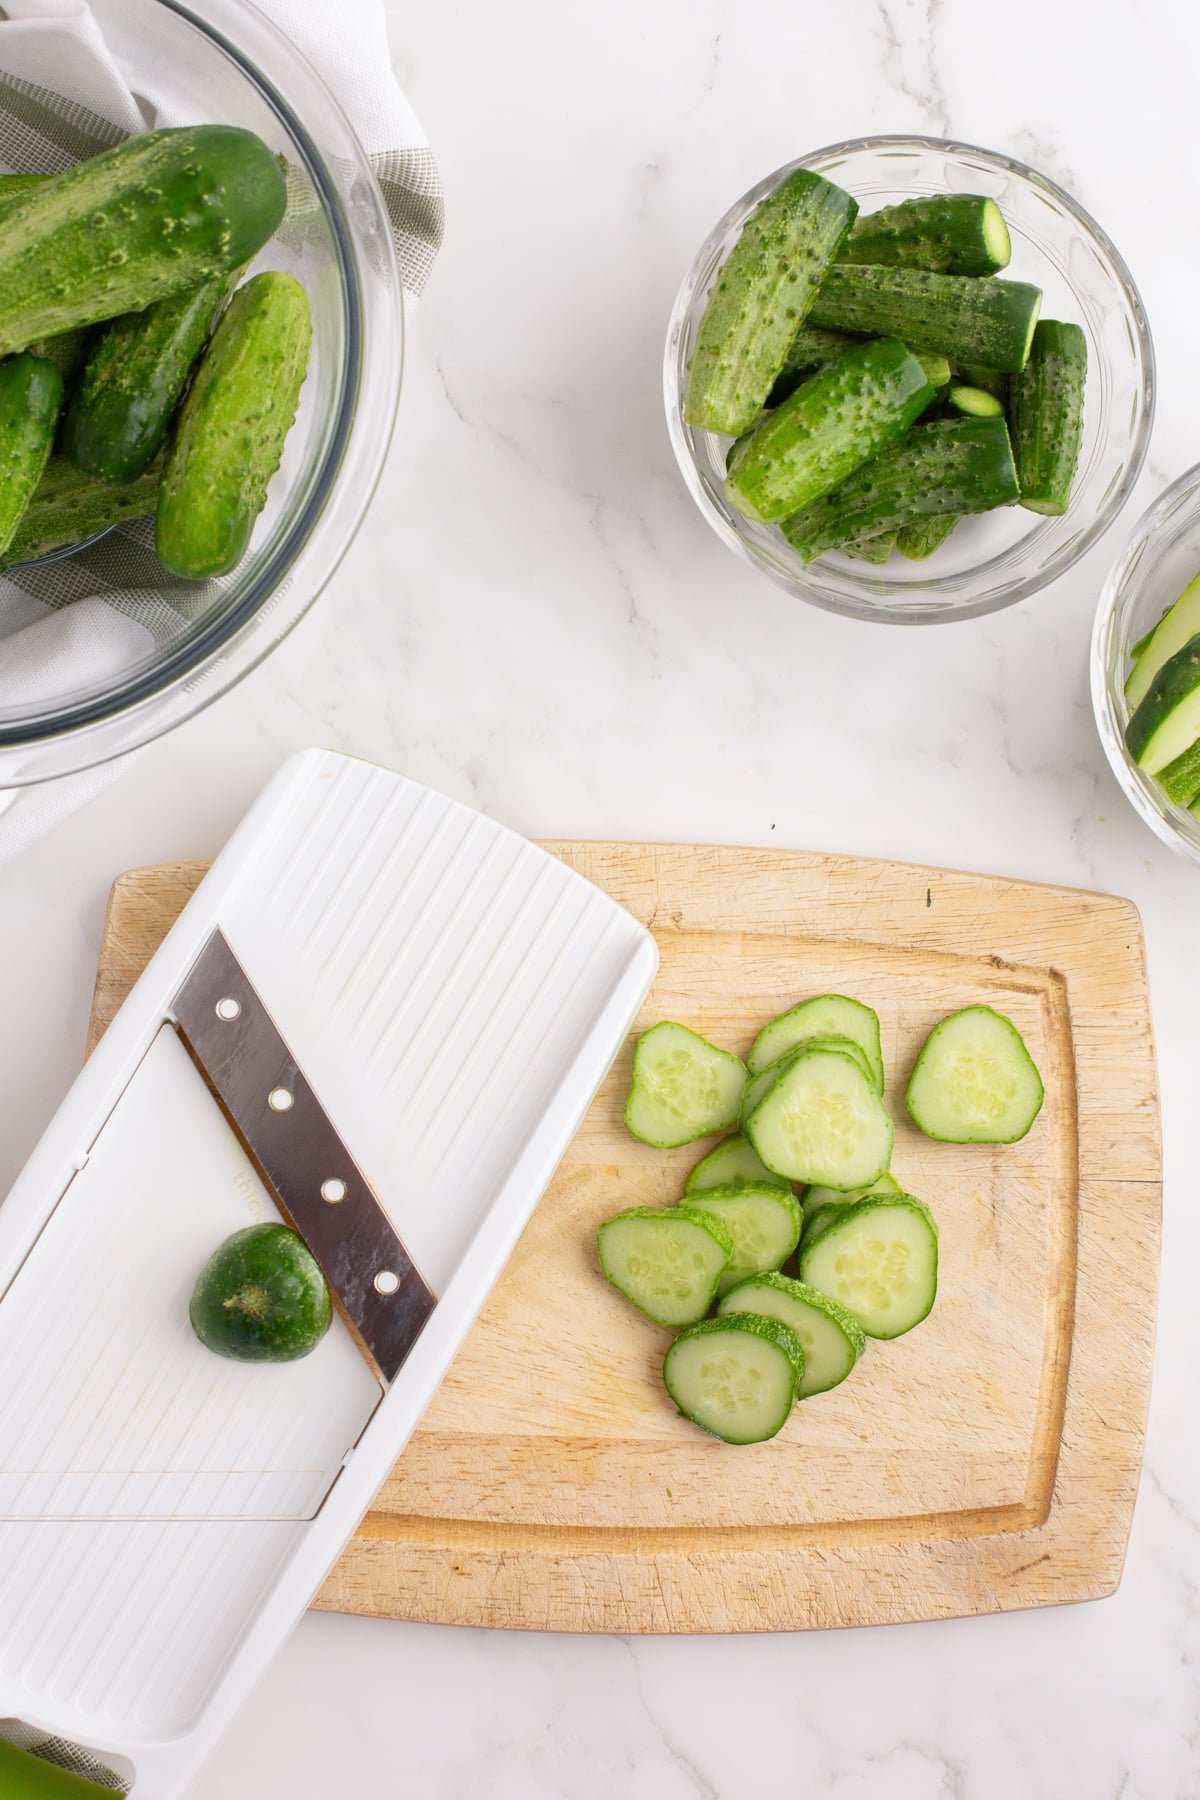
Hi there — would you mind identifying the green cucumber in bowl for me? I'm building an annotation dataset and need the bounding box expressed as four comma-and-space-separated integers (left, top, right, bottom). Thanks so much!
743, 1043, 893, 1187
0, 127, 286, 355
896, 513, 959, 559
838, 194, 1011, 277
1125, 575, 1200, 710
749, 993, 883, 1087
809, 266, 1041, 373
597, 1205, 733, 1327
1125, 635, 1200, 776
623, 1020, 747, 1149
718, 1272, 864, 1398
1157, 738, 1200, 807
157, 270, 312, 579
64, 272, 231, 482
767, 324, 860, 406
663, 1313, 805, 1443
959, 363, 1009, 403
906, 1004, 1044, 1143
683, 1180, 802, 1295
780, 416, 1019, 564
685, 1133, 789, 1193
1009, 319, 1087, 516
0, 453, 159, 569
0, 352, 63, 555
799, 1194, 938, 1339
685, 167, 858, 437
725, 337, 932, 523
842, 530, 898, 564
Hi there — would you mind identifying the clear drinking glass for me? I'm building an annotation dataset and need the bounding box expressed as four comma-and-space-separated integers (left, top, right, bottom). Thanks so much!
0, 0, 404, 786
664, 135, 1154, 625
1092, 463, 1200, 864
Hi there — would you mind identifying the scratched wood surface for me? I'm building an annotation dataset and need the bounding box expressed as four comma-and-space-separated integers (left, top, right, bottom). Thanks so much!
87, 844, 1160, 1632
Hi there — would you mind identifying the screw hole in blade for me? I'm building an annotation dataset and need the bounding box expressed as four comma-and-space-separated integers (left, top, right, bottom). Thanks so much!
268, 1087, 294, 1113
374, 1270, 399, 1295
321, 1178, 347, 1204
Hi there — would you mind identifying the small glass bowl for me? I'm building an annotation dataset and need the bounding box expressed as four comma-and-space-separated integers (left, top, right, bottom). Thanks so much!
1092, 463, 1200, 863
664, 135, 1154, 625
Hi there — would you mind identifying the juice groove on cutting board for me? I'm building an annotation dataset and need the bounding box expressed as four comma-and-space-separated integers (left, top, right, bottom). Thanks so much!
87, 843, 1160, 1633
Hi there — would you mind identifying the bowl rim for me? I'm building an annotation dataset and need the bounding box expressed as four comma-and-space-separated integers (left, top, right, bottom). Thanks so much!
664, 131, 1156, 626
0, 0, 403, 775
1090, 457, 1200, 862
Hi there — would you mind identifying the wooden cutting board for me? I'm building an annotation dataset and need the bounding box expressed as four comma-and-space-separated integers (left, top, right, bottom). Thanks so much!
87, 845, 1160, 1633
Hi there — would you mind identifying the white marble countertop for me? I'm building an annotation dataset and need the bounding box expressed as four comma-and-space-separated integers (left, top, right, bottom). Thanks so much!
3, 0, 1200, 1793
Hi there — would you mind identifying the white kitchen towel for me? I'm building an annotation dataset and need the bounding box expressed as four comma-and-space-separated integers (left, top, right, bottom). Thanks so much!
0, 0, 441, 863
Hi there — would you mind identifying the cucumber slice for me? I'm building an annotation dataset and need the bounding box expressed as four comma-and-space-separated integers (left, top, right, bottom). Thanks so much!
597, 1205, 733, 1328
1009, 319, 1087, 517
663, 1314, 804, 1443
945, 382, 1005, 419
802, 1171, 899, 1223
801, 1202, 844, 1244
744, 1045, 894, 1187
624, 1021, 747, 1149
748, 994, 884, 1087
896, 513, 958, 559
718, 1272, 865, 1397
685, 1133, 789, 1194
799, 1195, 938, 1338
780, 417, 1019, 564
683, 1181, 803, 1295
838, 194, 1011, 277
685, 168, 858, 437
1125, 575, 1200, 711
739, 1034, 875, 1127
905, 1004, 1044, 1143
725, 337, 932, 523
1125, 635, 1200, 776
914, 349, 952, 390
1157, 738, 1200, 807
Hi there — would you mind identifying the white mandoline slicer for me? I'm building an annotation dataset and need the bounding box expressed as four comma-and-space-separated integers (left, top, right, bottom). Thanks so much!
0, 749, 658, 1797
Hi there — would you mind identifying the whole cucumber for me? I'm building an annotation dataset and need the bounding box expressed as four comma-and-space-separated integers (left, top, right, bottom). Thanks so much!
63, 273, 230, 482
0, 352, 64, 554
685, 168, 858, 436
0, 453, 159, 568
726, 337, 933, 522
0, 180, 88, 377
0, 126, 285, 354
780, 416, 1019, 562
1008, 319, 1087, 516
156, 271, 312, 579
810, 266, 1042, 373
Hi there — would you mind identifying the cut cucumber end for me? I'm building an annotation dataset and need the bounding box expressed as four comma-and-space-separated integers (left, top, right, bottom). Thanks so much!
981, 198, 1011, 270
663, 1314, 804, 1443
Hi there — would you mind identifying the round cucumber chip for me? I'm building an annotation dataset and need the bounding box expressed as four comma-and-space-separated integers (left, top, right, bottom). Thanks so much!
799, 1196, 938, 1339
624, 1020, 747, 1149
745, 1046, 893, 1187
682, 1181, 802, 1296
718, 1272, 864, 1397
684, 1132, 787, 1194
597, 1206, 732, 1329
748, 994, 884, 1089
663, 1314, 804, 1444
905, 1004, 1044, 1144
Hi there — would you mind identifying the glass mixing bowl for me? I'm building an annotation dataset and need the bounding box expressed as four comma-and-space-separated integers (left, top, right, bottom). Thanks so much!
0, 0, 403, 786
664, 135, 1154, 625
1092, 463, 1200, 864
